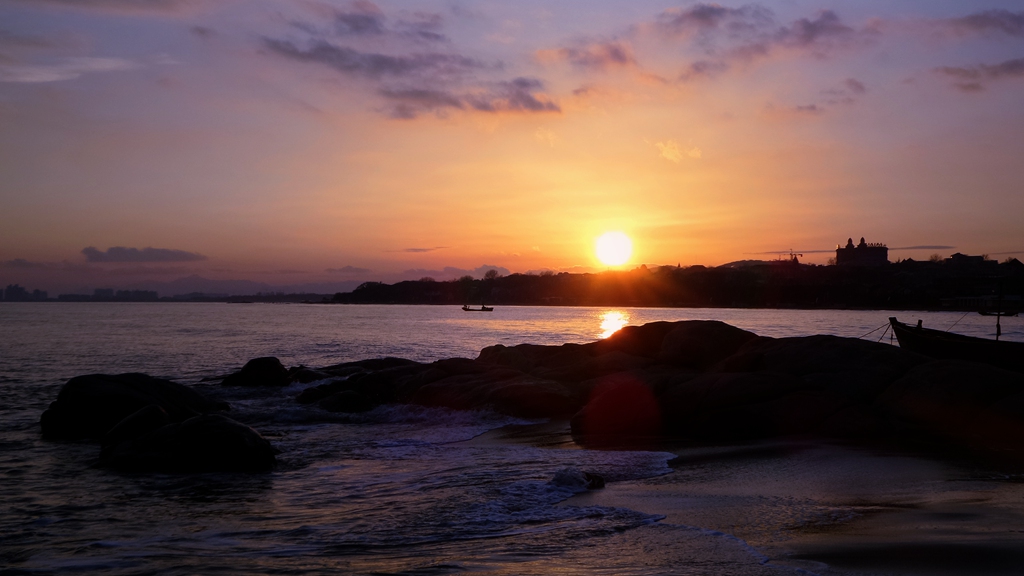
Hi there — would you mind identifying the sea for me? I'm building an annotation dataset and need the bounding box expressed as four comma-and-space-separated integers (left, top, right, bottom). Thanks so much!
2, 304, 1022, 575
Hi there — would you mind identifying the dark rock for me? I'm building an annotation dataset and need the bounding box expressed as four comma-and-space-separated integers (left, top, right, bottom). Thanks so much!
479, 342, 653, 383
657, 320, 758, 369
354, 363, 439, 403
481, 377, 575, 418
532, 350, 654, 383
320, 357, 422, 373
549, 467, 605, 490
319, 390, 377, 413
222, 357, 290, 387
583, 472, 605, 490
98, 414, 276, 473
40, 373, 229, 440
715, 335, 927, 379
296, 379, 349, 404
818, 403, 890, 439
571, 373, 662, 441
657, 368, 867, 441
876, 360, 1024, 449
286, 319, 1024, 454
478, 343, 588, 373
406, 369, 521, 411
658, 372, 802, 431
288, 367, 334, 384
102, 404, 170, 448
587, 321, 680, 359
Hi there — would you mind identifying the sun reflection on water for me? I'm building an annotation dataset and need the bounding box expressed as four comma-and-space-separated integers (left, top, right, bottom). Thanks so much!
599, 310, 629, 339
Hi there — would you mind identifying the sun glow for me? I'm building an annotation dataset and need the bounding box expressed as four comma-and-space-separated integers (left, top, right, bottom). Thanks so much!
595, 231, 632, 266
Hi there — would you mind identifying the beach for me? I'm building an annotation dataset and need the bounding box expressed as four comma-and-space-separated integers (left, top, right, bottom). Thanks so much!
566, 437, 1024, 575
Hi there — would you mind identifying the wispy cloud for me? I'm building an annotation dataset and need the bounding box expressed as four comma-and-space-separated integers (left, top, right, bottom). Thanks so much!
0, 56, 136, 83
82, 246, 207, 263
398, 246, 447, 253
941, 9, 1024, 38
263, 2, 559, 119
379, 77, 559, 118
0, 29, 138, 83
890, 245, 957, 250
639, 5, 878, 83
14, 0, 203, 14
935, 57, 1024, 91
653, 140, 701, 163
325, 265, 372, 274
262, 39, 485, 80
0, 30, 63, 52
654, 4, 775, 39
536, 41, 637, 70
0, 258, 49, 270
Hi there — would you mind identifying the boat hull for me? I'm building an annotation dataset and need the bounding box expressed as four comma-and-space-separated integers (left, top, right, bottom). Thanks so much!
889, 317, 1023, 373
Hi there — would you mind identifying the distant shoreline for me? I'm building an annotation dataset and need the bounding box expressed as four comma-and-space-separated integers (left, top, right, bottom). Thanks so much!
0, 299, 1018, 314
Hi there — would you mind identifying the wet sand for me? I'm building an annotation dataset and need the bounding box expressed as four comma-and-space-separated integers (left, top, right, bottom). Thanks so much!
563, 438, 1024, 575
472, 421, 1024, 575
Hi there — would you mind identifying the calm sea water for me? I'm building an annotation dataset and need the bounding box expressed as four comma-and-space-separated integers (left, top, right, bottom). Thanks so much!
1, 304, 1021, 575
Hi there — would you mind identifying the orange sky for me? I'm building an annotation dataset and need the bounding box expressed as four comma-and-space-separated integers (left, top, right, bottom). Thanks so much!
2, 1, 1023, 294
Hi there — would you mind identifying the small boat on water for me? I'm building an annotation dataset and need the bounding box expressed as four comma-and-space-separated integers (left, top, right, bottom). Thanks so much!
462, 304, 493, 312
888, 317, 1023, 373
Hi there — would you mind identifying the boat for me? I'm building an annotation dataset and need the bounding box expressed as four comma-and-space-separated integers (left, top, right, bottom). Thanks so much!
888, 317, 1023, 373
462, 304, 493, 312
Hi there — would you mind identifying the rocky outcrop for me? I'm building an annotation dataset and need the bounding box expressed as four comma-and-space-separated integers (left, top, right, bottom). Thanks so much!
290, 319, 1024, 455
48, 320, 1024, 468
40, 373, 229, 440
877, 360, 1024, 450
41, 373, 276, 473
221, 357, 290, 387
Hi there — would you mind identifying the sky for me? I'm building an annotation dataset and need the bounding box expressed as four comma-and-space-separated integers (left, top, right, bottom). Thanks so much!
1, 0, 1023, 295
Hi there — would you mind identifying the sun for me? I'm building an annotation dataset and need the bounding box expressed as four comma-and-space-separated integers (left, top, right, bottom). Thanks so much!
595, 231, 633, 266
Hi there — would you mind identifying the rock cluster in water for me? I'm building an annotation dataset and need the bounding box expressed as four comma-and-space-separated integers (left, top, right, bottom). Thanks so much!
290, 320, 1024, 453
40, 373, 276, 472
41, 320, 1024, 473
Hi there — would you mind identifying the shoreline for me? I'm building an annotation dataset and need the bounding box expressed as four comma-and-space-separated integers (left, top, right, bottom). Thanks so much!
460, 419, 1024, 575
562, 438, 1024, 576
4, 299, 1022, 315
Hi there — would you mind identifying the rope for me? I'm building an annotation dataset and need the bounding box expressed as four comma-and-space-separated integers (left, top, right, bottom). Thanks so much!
877, 323, 891, 342
859, 323, 888, 339
945, 311, 970, 332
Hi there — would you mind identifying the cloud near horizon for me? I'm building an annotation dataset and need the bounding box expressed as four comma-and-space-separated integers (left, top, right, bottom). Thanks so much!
325, 265, 372, 274
82, 246, 208, 263
397, 264, 510, 281
398, 246, 447, 253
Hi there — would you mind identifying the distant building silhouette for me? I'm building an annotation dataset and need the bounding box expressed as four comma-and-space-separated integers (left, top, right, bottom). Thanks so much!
836, 237, 888, 266
4, 284, 29, 301
2, 284, 47, 301
944, 253, 994, 268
